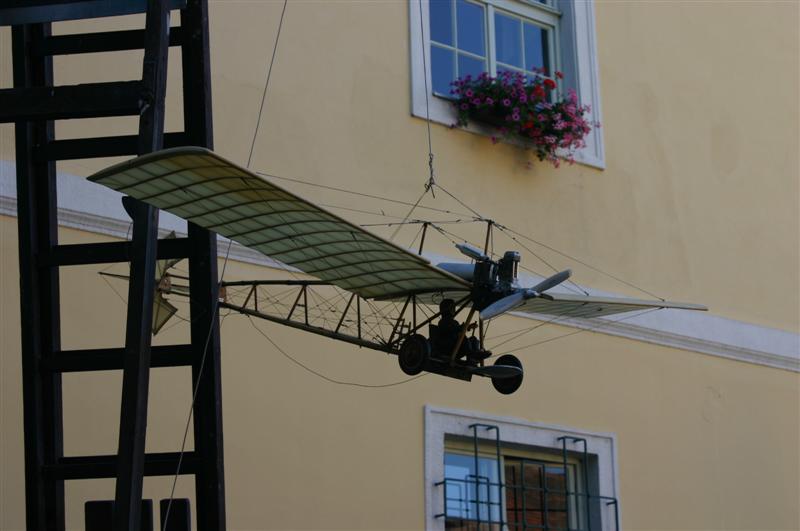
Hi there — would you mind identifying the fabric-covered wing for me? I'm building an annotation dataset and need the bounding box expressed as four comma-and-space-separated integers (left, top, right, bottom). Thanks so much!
88, 147, 471, 300
516, 293, 707, 319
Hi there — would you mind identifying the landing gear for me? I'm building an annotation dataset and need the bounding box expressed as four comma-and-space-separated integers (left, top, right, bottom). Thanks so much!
491, 354, 523, 395
398, 334, 430, 375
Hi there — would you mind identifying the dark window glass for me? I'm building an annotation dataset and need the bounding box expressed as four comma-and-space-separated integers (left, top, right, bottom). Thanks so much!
494, 12, 522, 68
456, 0, 486, 56
431, 0, 454, 46
505, 458, 575, 531
523, 22, 549, 72
432, 45, 455, 95
458, 53, 486, 81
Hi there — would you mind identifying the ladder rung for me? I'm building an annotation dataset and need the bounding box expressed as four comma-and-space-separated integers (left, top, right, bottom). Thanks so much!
45, 452, 199, 480
50, 238, 192, 266
46, 345, 194, 373
42, 132, 188, 161
0, 80, 142, 123
0, 0, 187, 26
34, 27, 184, 56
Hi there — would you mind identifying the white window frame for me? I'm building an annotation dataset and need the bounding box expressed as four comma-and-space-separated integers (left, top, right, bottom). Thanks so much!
410, 0, 605, 169
424, 405, 621, 530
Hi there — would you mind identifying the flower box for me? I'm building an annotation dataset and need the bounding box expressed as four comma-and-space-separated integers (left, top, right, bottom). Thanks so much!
451, 70, 598, 167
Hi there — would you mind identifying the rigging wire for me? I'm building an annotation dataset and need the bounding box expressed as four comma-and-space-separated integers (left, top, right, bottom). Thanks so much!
360, 218, 474, 228
389, 186, 432, 241
417, 0, 436, 195
487, 308, 579, 351
493, 308, 663, 357
320, 203, 409, 221
247, 315, 427, 388
495, 223, 666, 301
431, 181, 484, 220
494, 224, 589, 296
246, 0, 289, 169
387, 0, 441, 241
255, 170, 473, 218
162, 239, 234, 531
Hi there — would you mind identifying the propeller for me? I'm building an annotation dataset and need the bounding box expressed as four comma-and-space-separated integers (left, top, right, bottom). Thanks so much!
456, 242, 490, 262
98, 231, 184, 335
530, 269, 572, 294
480, 269, 572, 320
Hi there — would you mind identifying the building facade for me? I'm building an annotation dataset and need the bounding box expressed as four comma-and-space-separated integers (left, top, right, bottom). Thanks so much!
1, 1, 798, 530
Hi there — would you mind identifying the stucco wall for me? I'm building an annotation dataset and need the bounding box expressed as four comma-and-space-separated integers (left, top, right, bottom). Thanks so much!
1, 0, 798, 530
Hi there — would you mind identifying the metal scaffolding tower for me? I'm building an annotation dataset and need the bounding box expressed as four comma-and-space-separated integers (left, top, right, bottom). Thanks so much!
0, 1, 226, 529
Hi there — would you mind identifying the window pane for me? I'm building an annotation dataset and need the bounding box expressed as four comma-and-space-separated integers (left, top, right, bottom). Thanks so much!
458, 53, 485, 81
456, 0, 485, 56
545, 465, 570, 529
430, 0, 453, 46
432, 45, 455, 95
524, 22, 549, 73
444, 453, 501, 523
496, 64, 529, 83
494, 12, 522, 68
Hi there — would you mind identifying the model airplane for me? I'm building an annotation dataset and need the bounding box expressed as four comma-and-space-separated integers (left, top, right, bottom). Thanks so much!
90, 147, 707, 394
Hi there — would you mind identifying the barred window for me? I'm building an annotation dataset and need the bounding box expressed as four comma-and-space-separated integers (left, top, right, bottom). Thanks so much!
425, 407, 620, 531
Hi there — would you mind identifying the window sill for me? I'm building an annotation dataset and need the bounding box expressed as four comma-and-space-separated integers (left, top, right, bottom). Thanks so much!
411, 94, 606, 170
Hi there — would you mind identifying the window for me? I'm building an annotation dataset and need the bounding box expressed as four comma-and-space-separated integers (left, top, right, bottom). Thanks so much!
443, 438, 583, 530
425, 406, 620, 530
428, 0, 559, 96
409, 0, 605, 168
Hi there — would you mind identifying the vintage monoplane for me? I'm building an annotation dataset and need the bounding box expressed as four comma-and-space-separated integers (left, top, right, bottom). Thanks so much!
91, 147, 707, 394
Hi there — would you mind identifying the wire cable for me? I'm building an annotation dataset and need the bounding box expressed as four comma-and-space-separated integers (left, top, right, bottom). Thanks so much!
255, 170, 473, 218
494, 308, 662, 357
388, 186, 436, 241
496, 223, 665, 301
162, 239, 234, 531
246, 0, 289, 169
247, 315, 427, 388
417, 0, 436, 194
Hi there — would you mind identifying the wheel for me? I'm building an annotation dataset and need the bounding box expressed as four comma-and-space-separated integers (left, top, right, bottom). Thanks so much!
491, 354, 524, 395
398, 334, 430, 375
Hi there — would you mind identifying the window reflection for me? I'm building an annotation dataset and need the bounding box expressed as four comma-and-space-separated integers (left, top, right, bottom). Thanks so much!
429, 0, 487, 96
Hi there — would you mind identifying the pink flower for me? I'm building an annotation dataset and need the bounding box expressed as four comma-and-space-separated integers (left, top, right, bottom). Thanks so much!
449, 69, 598, 168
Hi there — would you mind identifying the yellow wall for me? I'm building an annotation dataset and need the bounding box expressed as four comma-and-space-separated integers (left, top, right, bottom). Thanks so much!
1, 1, 798, 530
1, 224, 798, 530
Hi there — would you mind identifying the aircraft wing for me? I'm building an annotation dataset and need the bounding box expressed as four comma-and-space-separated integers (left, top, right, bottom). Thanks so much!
515, 293, 707, 319
88, 147, 471, 300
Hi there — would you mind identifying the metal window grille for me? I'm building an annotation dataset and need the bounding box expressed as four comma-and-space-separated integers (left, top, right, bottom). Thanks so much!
435, 424, 620, 531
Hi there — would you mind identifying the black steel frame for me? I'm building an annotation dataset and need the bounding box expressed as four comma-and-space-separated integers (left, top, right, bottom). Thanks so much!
2, 1, 225, 529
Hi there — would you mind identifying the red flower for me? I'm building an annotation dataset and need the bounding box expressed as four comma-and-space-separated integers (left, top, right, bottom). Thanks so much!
544, 79, 557, 90
555, 71, 564, 79
533, 85, 545, 99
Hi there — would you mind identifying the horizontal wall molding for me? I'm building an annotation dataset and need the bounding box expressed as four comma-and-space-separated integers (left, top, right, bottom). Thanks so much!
2, 160, 798, 373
